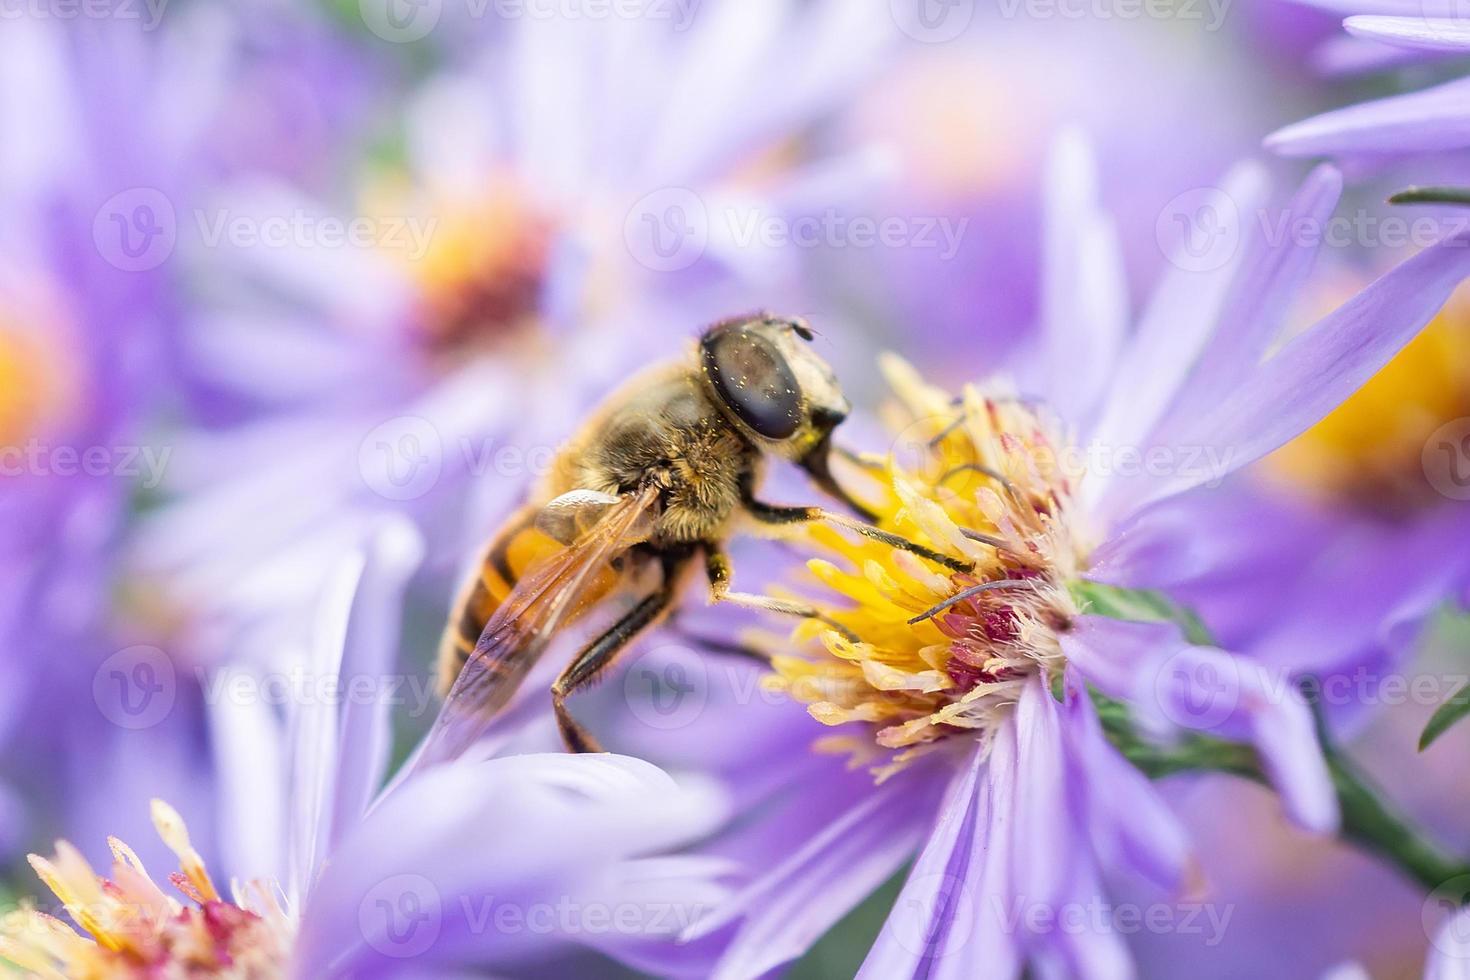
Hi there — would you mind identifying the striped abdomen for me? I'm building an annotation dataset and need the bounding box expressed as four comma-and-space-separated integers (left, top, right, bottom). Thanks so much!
435, 506, 560, 694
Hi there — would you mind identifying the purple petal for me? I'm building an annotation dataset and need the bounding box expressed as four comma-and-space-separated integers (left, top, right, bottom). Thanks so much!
1090, 483, 1334, 651
292, 754, 729, 978
865, 679, 1138, 980
1266, 76, 1470, 156
1059, 614, 1187, 707
1247, 682, 1340, 834
1427, 905, 1470, 980
1061, 675, 1191, 892
284, 517, 425, 907
861, 738, 1021, 980
1164, 165, 1343, 429
1246, 505, 1470, 681
1062, 616, 1338, 833
1010, 678, 1073, 910
1346, 14, 1470, 51
1116, 228, 1470, 515
1287, 0, 1466, 12
208, 695, 287, 885
1142, 643, 1338, 833
1031, 128, 1128, 425
695, 764, 940, 980
1084, 163, 1270, 472
329, 518, 426, 849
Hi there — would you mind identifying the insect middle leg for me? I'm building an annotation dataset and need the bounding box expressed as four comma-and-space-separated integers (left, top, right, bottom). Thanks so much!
551, 555, 686, 753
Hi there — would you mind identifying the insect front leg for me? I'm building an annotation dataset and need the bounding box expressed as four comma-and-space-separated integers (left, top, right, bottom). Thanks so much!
738, 475, 973, 574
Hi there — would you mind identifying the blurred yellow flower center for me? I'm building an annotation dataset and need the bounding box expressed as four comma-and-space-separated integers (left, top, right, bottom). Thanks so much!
763, 357, 1091, 780
0, 320, 73, 451
1269, 291, 1470, 517
0, 800, 290, 979
368, 174, 554, 356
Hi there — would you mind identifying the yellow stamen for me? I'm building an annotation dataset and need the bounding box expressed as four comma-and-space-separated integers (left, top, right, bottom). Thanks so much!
1, 800, 291, 979
150, 798, 220, 903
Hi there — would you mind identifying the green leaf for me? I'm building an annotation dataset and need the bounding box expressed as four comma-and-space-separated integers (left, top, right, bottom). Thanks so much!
1067, 579, 1217, 646
1420, 683, 1470, 751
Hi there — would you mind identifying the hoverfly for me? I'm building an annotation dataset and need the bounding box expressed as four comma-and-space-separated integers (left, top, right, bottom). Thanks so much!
413, 313, 969, 768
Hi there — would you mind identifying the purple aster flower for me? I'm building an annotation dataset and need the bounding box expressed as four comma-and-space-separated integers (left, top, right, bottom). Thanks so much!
644, 134, 1470, 978
1, 517, 730, 978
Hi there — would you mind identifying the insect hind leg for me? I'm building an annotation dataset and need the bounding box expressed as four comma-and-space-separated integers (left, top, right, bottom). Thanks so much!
551, 555, 686, 753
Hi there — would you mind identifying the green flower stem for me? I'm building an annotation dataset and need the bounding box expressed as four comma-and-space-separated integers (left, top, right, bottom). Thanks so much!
1073, 579, 1470, 895
1323, 746, 1470, 892
1098, 698, 1470, 891
1388, 185, 1470, 207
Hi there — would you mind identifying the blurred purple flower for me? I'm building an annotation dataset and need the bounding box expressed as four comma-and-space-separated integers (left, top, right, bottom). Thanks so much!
0, 11, 247, 860
825, 14, 1299, 375
657, 134, 1470, 978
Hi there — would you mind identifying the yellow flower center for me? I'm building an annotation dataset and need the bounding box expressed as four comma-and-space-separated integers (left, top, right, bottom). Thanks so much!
363, 172, 555, 357
1268, 286, 1470, 517
0, 307, 76, 452
762, 357, 1092, 780
0, 800, 290, 979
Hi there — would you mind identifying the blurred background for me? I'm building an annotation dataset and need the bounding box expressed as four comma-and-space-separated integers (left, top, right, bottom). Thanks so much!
3, 0, 1470, 977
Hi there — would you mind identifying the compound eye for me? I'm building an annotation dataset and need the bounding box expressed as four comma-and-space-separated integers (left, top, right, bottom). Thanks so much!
702, 325, 803, 439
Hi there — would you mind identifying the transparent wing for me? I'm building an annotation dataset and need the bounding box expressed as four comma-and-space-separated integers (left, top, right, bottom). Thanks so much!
409, 485, 659, 772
